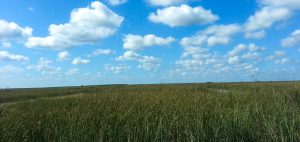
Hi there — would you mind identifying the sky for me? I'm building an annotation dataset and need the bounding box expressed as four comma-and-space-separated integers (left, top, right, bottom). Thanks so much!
0, 0, 300, 88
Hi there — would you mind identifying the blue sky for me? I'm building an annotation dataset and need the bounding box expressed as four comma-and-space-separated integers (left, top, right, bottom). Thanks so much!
0, 0, 300, 88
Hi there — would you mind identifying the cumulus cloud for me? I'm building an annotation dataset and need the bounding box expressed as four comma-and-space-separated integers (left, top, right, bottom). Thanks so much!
92, 48, 115, 56
0, 19, 32, 42
266, 50, 290, 64
181, 24, 241, 47
176, 46, 222, 71
147, 0, 187, 6
105, 64, 130, 74
123, 34, 175, 50
116, 51, 161, 71
244, 0, 300, 39
108, 0, 127, 6
25, 1, 124, 49
244, 7, 291, 38
72, 57, 90, 65
57, 51, 70, 61
0, 51, 29, 62
281, 29, 300, 47
148, 5, 219, 27
27, 58, 61, 75
228, 43, 265, 64
175, 45, 261, 77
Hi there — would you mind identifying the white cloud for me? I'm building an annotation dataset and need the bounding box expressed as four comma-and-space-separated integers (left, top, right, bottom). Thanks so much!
244, 7, 292, 38
0, 51, 29, 62
27, 58, 61, 75
259, 0, 300, 10
0, 19, 32, 42
176, 46, 222, 71
175, 44, 261, 77
148, 5, 219, 27
92, 48, 115, 56
57, 51, 70, 61
267, 50, 285, 60
266, 50, 289, 64
147, 0, 187, 6
275, 58, 290, 64
25, 1, 124, 49
105, 64, 130, 74
116, 51, 161, 71
72, 57, 90, 65
281, 29, 300, 47
0, 65, 23, 74
65, 68, 79, 75
116, 51, 140, 61
1, 42, 11, 48
228, 43, 265, 62
228, 44, 248, 57
123, 34, 175, 50
137, 56, 161, 71
181, 24, 241, 47
108, 0, 127, 6
0, 19, 32, 45
245, 0, 300, 39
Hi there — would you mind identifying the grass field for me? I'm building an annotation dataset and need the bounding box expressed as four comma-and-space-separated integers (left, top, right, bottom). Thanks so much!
0, 82, 300, 141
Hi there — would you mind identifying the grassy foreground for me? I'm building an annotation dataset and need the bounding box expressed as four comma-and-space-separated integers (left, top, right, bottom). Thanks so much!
0, 82, 300, 142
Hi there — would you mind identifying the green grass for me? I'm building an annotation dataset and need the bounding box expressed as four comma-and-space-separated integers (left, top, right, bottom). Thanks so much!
0, 82, 300, 141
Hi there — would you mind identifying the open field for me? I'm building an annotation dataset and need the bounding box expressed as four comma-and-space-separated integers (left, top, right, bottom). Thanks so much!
0, 82, 300, 141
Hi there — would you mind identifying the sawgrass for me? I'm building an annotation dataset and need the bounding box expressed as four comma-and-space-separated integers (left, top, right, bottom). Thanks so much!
0, 82, 300, 141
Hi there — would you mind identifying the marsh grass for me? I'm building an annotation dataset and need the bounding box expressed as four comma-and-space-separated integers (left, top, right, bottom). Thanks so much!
0, 82, 300, 141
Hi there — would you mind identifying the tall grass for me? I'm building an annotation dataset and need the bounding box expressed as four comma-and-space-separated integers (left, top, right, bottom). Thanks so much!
0, 82, 300, 141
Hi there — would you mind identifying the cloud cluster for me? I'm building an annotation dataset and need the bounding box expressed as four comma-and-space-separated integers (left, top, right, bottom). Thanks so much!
181, 24, 241, 47
148, 5, 219, 27
228, 43, 266, 64
0, 51, 29, 62
123, 34, 175, 50
105, 64, 130, 74
25, 1, 124, 49
117, 51, 161, 71
27, 58, 61, 75
175, 43, 265, 78
267, 50, 290, 64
